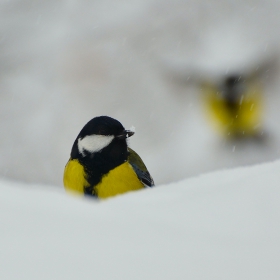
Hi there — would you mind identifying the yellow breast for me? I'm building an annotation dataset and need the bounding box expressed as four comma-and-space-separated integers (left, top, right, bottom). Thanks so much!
95, 161, 144, 199
63, 159, 88, 195
63, 160, 144, 199
202, 83, 263, 136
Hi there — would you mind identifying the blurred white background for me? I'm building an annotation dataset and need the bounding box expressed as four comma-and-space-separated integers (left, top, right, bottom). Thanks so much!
1, 0, 280, 186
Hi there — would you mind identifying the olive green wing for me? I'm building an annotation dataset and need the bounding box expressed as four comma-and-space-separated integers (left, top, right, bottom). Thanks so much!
128, 147, 154, 187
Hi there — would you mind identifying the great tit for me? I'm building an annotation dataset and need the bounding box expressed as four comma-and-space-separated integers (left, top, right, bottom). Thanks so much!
201, 74, 263, 138
63, 116, 154, 199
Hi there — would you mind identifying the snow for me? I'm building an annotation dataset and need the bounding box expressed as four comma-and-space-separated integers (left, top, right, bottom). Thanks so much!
129, 125, 136, 133
1, 1, 280, 278
1, 160, 280, 280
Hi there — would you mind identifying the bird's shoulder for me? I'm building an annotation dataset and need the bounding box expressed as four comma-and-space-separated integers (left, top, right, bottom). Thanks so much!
128, 147, 154, 187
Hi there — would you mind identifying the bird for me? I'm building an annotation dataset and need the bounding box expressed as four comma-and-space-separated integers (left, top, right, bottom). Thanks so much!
201, 74, 264, 139
63, 116, 154, 199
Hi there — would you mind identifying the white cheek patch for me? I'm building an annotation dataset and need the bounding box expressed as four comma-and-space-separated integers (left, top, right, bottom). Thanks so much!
78, 134, 114, 156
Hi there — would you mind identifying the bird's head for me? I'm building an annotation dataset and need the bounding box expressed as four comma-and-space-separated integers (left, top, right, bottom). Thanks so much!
71, 116, 135, 158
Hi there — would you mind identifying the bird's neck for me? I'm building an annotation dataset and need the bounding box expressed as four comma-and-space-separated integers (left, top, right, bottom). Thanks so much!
78, 140, 129, 195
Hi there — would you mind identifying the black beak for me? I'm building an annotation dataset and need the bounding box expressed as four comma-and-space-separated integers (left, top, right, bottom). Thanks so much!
115, 130, 135, 140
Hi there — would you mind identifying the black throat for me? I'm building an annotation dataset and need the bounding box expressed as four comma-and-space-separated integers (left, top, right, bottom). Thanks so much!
72, 138, 129, 196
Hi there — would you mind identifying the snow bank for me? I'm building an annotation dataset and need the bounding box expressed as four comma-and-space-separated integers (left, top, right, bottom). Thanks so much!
1, 160, 280, 280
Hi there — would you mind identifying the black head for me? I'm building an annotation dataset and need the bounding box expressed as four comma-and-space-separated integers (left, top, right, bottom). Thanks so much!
78, 116, 126, 138
70, 116, 134, 159
222, 75, 245, 110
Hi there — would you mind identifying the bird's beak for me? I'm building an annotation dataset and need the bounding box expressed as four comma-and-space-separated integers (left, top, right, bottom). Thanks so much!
115, 130, 135, 140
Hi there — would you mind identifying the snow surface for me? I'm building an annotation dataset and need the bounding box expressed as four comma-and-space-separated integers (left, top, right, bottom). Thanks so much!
1, 160, 280, 280
1, 2, 280, 278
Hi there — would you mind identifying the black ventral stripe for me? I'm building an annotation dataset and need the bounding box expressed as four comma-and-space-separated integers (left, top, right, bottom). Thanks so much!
78, 138, 129, 196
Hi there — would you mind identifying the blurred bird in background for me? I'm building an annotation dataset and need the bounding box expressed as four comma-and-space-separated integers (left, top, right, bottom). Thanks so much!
200, 73, 264, 139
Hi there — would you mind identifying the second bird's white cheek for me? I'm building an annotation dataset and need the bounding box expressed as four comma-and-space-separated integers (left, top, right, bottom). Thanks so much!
78, 135, 114, 156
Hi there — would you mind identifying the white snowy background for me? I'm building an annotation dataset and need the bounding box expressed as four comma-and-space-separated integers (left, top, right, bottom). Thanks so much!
1, 0, 280, 279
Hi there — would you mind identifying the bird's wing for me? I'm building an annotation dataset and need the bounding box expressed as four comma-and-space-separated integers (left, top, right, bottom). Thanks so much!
128, 147, 154, 187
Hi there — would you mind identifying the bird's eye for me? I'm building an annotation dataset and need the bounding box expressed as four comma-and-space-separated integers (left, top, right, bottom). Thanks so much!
98, 130, 107, 135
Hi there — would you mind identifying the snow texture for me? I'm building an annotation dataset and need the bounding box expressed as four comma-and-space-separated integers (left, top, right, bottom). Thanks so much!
1, 160, 280, 280
129, 125, 136, 133
1, 1, 280, 278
